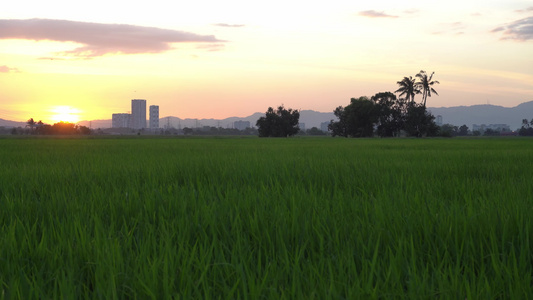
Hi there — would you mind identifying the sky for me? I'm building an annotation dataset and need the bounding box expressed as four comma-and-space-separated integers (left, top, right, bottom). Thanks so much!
1, 0, 532, 124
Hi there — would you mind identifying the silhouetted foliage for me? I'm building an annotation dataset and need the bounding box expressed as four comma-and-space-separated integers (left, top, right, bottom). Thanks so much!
458, 125, 469, 136
518, 118, 533, 136
372, 92, 407, 137
19, 119, 92, 135
328, 97, 379, 137
26, 118, 36, 132
256, 105, 300, 137
415, 70, 440, 107
439, 124, 458, 137
306, 127, 327, 136
518, 127, 533, 136
483, 128, 500, 136
182, 127, 193, 135
395, 76, 419, 104
329, 91, 438, 138
404, 103, 439, 137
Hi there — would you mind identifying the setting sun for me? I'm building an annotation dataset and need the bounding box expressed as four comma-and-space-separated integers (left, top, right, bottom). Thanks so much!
50, 106, 81, 123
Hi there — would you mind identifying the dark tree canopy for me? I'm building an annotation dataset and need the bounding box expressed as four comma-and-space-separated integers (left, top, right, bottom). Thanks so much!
256, 105, 300, 137
403, 103, 439, 137
328, 96, 379, 137
329, 92, 438, 138
371, 92, 407, 137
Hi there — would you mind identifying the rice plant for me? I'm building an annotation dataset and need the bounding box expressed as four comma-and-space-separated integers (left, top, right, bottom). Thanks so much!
0, 136, 532, 298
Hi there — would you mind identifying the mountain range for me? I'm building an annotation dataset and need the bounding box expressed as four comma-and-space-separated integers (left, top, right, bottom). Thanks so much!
2, 101, 532, 131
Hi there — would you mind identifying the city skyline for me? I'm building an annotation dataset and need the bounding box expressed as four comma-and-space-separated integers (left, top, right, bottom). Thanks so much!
1, 1, 532, 124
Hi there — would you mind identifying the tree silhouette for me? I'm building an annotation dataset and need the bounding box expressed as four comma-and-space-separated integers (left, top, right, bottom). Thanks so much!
256, 105, 300, 137
26, 118, 36, 133
328, 97, 379, 137
395, 76, 419, 104
415, 70, 439, 107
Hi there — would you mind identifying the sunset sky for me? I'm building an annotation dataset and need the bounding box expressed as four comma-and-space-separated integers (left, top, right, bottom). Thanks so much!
1, 0, 532, 124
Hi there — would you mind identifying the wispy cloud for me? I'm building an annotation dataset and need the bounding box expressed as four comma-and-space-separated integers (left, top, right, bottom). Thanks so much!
195, 43, 226, 52
0, 65, 20, 73
0, 19, 224, 58
492, 16, 533, 41
432, 22, 467, 36
358, 10, 398, 18
213, 23, 245, 28
515, 7, 533, 13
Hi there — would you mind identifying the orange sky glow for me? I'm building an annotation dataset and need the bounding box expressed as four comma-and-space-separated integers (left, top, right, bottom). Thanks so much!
1, 1, 532, 124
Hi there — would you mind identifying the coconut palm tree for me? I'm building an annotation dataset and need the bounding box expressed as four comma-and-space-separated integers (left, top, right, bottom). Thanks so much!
415, 70, 439, 107
395, 76, 419, 103
26, 118, 36, 133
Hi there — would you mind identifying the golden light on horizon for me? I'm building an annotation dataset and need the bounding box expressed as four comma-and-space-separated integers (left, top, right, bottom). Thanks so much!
50, 106, 81, 124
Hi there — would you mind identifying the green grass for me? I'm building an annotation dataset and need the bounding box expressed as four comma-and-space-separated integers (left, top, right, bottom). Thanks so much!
1, 136, 532, 299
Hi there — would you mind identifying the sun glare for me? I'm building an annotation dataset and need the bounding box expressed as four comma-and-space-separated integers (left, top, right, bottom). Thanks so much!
50, 106, 81, 123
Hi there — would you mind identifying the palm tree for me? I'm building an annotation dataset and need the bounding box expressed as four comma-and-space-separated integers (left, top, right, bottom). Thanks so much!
26, 118, 36, 133
415, 70, 440, 107
395, 76, 419, 104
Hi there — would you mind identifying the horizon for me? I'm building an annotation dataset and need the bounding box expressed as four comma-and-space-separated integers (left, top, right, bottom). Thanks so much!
0, 100, 533, 128
1, 1, 532, 124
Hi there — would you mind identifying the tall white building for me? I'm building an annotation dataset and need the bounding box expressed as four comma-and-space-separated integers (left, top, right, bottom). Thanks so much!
149, 105, 159, 129
112, 113, 131, 128
131, 99, 146, 129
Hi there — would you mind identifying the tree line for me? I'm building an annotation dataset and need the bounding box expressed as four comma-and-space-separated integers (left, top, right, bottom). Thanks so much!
14, 118, 92, 135
519, 118, 533, 136
256, 70, 440, 137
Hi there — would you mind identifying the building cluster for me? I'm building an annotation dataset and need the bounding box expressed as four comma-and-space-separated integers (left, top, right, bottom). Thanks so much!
112, 99, 159, 130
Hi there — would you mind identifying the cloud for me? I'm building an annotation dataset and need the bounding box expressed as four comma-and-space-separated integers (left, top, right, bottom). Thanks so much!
0, 19, 224, 58
358, 10, 398, 18
213, 23, 245, 28
0, 65, 20, 73
515, 7, 533, 13
432, 22, 467, 36
195, 43, 226, 52
493, 16, 533, 41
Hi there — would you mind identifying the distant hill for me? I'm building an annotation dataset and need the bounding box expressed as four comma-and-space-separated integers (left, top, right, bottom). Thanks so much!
6, 101, 533, 131
428, 101, 533, 131
0, 119, 25, 128
77, 119, 112, 129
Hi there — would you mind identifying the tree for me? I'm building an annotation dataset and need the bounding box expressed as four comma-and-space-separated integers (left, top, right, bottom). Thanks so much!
404, 103, 439, 137
328, 97, 379, 137
458, 124, 469, 136
26, 118, 36, 133
256, 105, 300, 137
371, 92, 407, 137
439, 124, 458, 137
415, 70, 440, 107
395, 76, 420, 104
306, 127, 326, 136
483, 128, 500, 136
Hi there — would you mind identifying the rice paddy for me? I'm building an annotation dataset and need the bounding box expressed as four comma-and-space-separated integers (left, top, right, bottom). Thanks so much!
1, 136, 532, 299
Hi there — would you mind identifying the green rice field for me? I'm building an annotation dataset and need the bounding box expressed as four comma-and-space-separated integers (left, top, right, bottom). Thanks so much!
1, 136, 532, 299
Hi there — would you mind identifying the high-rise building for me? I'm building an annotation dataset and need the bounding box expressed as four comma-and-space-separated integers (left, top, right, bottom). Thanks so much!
436, 115, 443, 126
131, 99, 146, 129
112, 113, 131, 128
149, 105, 159, 129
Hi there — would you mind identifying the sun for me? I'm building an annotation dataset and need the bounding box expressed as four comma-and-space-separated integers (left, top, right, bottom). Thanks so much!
50, 106, 81, 123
